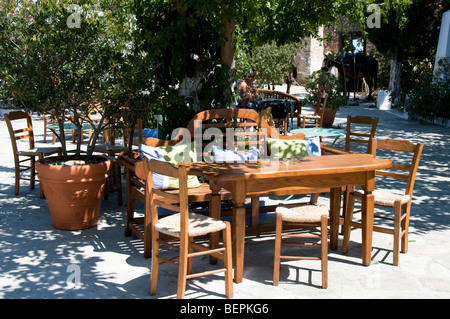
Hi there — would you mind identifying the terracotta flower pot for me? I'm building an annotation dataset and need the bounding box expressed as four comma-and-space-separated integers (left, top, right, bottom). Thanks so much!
321, 108, 337, 127
36, 156, 111, 230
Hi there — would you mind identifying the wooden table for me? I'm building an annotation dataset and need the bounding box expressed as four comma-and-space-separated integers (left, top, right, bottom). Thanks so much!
183, 153, 392, 283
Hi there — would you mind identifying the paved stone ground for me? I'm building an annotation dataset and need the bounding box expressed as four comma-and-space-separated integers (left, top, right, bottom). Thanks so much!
1, 86, 449, 301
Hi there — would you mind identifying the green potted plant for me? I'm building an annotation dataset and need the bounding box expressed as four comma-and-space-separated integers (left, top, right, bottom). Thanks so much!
305, 70, 346, 127
0, 0, 151, 230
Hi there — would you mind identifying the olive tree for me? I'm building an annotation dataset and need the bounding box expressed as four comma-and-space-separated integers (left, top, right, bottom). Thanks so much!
0, 0, 153, 158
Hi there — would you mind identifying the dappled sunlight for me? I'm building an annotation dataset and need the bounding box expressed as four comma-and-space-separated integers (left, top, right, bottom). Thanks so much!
334, 105, 450, 236
1, 105, 450, 298
0, 185, 151, 298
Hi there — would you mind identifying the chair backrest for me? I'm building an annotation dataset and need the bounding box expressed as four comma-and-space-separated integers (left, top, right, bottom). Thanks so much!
4, 111, 35, 154
182, 108, 273, 160
372, 138, 424, 197
314, 92, 328, 127
140, 157, 189, 236
124, 118, 144, 151
139, 108, 306, 161
345, 115, 379, 153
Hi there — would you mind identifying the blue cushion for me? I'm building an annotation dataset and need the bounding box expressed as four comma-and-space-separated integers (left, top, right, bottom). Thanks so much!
306, 137, 321, 156
142, 128, 158, 138
212, 145, 260, 163
138, 143, 201, 189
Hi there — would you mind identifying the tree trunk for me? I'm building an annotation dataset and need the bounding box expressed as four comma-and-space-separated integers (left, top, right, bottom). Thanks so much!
219, 19, 236, 107
220, 19, 236, 72
389, 47, 402, 104
339, 34, 348, 100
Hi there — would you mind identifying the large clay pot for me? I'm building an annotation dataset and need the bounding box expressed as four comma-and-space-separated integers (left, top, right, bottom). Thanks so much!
321, 108, 337, 127
36, 156, 111, 230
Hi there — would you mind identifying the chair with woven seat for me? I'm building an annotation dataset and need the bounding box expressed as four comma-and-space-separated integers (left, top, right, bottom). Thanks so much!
43, 112, 57, 144
91, 117, 129, 206
140, 158, 233, 299
342, 138, 424, 266
344, 115, 379, 153
273, 204, 329, 288
4, 111, 62, 198
302, 92, 328, 128
336, 115, 380, 220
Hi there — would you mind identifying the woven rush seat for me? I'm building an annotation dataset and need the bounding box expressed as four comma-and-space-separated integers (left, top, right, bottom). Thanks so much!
352, 189, 410, 207
17, 147, 61, 157
155, 212, 227, 237
276, 204, 329, 223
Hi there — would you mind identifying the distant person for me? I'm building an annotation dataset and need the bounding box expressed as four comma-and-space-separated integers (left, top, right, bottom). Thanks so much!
238, 69, 259, 107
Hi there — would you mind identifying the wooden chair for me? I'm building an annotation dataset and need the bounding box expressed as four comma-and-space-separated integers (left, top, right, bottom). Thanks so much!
302, 93, 328, 128
336, 115, 379, 219
92, 119, 128, 206
344, 115, 379, 153
342, 138, 424, 266
273, 204, 329, 288
123, 135, 232, 259
4, 111, 61, 198
43, 112, 57, 144
139, 158, 233, 299
122, 118, 143, 149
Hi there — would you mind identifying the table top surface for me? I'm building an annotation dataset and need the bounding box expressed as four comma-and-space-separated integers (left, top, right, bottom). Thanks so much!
290, 127, 346, 137
181, 153, 392, 181
47, 123, 94, 130
254, 98, 296, 102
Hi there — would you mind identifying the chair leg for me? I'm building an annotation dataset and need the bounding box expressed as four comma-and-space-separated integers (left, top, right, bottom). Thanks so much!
250, 197, 260, 228
309, 193, 319, 204
393, 201, 402, 266
209, 193, 221, 265
401, 203, 411, 254
30, 157, 36, 190
149, 229, 160, 296
116, 164, 123, 206
14, 159, 20, 196
38, 154, 45, 199
273, 212, 282, 286
320, 215, 328, 289
223, 222, 233, 298
342, 185, 355, 229
177, 238, 189, 299
124, 170, 135, 237
143, 204, 153, 259
187, 237, 193, 275
39, 181, 45, 199
342, 193, 356, 254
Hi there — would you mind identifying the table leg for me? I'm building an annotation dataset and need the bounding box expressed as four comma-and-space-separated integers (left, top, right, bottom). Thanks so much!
361, 190, 374, 266
232, 181, 246, 283
329, 187, 341, 250
209, 182, 222, 265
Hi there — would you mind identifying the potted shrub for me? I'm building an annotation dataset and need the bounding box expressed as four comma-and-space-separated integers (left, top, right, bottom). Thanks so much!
305, 70, 346, 127
0, 0, 152, 230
